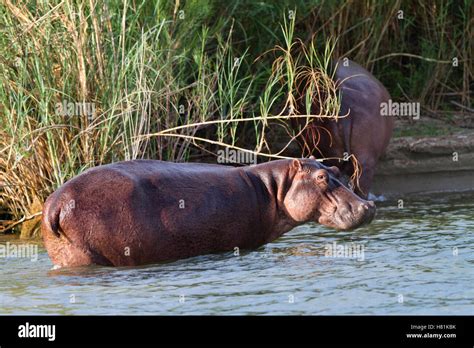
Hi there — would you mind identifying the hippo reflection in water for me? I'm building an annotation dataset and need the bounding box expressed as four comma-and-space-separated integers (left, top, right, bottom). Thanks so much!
42, 158, 375, 267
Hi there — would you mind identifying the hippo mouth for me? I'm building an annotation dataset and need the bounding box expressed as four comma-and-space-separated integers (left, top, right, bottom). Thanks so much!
335, 200, 376, 230
319, 200, 376, 231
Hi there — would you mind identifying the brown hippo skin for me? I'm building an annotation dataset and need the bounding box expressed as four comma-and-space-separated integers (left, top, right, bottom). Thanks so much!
296, 59, 394, 198
41, 158, 375, 267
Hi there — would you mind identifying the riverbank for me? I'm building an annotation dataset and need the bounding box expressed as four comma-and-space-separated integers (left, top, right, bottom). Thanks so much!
373, 117, 474, 196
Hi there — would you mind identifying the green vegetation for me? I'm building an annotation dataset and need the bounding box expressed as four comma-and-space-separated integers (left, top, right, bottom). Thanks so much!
0, 0, 471, 234
393, 119, 464, 137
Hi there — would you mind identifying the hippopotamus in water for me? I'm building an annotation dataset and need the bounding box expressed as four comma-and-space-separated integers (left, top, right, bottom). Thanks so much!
294, 59, 394, 198
41, 158, 375, 267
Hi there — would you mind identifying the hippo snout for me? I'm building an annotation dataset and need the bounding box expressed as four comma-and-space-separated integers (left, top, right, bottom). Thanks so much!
361, 200, 376, 223
334, 200, 376, 231
359, 200, 375, 215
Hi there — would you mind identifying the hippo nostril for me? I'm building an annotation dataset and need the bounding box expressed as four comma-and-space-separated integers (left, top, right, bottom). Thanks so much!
363, 204, 369, 210
367, 200, 375, 208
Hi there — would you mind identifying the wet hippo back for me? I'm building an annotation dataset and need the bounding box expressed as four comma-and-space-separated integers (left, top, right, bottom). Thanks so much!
42, 160, 269, 266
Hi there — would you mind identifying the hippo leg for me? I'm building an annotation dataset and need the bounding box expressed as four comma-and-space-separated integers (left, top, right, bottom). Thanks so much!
354, 157, 376, 199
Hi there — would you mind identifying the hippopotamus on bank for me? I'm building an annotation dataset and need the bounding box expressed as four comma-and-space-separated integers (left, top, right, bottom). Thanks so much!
41, 159, 375, 267
294, 59, 394, 198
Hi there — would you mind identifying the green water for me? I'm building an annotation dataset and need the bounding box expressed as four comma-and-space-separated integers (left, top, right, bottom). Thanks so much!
1, 192, 473, 315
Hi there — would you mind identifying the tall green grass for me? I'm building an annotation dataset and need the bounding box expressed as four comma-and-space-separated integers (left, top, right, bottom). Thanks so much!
294, 0, 472, 111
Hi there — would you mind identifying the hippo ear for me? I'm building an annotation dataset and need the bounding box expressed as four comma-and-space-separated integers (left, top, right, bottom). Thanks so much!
328, 166, 341, 178
292, 159, 303, 171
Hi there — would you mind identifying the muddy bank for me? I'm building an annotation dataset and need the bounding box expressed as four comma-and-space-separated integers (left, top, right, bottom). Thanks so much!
373, 132, 474, 196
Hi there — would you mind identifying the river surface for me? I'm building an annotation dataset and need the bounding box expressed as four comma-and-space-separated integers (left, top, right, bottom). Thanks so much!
1, 192, 473, 315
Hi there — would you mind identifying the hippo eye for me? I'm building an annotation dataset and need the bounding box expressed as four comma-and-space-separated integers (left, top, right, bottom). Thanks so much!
316, 172, 328, 184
